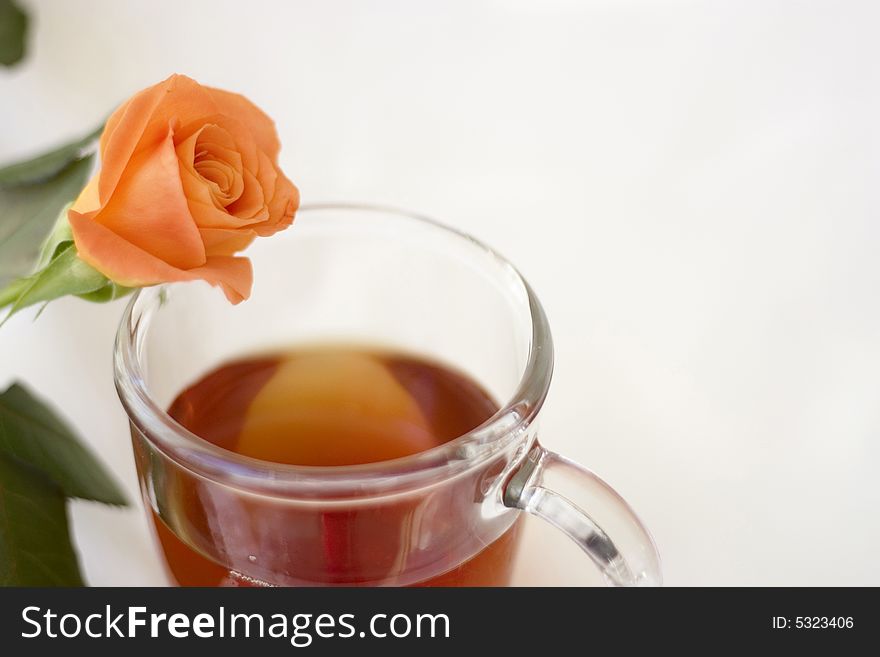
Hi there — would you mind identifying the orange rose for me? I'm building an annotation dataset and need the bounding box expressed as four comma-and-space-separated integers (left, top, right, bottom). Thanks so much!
68, 74, 298, 303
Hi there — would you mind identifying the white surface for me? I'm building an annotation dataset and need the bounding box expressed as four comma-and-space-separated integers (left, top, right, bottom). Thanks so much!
2, 0, 879, 586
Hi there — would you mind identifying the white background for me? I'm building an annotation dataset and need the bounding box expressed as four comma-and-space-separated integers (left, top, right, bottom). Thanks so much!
1, 0, 879, 586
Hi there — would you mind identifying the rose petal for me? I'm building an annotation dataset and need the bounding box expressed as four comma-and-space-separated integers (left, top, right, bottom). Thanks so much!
100, 75, 237, 204
199, 227, 257, 256
92, 125, 206, 270
197, 159, 242, 205
143, 75, 222, 142
176, 124, 244, 205
254, 171, 299, 236
252, 149, 278, 208
226, 166, 268, 221
207, 87, 281, 159
184, 194, 256, 229
182, 112, 261, 174
98, 81, 169, 204
70, 174, 101, 214
69, 208, 252, 303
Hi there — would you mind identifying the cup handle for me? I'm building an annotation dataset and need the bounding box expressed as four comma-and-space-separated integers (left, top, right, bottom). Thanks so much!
502, 442, 662, 586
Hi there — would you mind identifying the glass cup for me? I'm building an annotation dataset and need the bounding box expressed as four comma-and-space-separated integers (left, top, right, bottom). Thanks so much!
114, 204, 661, 587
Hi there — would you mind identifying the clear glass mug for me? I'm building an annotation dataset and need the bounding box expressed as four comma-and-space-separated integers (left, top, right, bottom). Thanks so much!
114, 204, 661, 587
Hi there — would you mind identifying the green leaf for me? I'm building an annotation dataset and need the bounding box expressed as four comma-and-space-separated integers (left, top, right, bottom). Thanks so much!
0, 155, 95, 287
0, 0, 28, 67
0, 277, 27, 311
0, 382, 127, 505
0, 124, 102, 186
0, 242, 109, 320
35, 203, 75, 270
0, 455, 84, 586
77, 281, 133, 303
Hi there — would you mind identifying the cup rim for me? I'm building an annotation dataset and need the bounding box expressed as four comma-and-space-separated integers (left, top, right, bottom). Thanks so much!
113, 203, 554, 499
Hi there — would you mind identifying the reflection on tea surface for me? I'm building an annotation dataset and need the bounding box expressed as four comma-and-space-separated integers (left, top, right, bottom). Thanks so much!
168, 348, 499, 466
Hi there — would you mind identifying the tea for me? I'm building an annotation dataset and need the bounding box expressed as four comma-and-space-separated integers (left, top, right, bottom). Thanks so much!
168, 349, 499, 466
151, 347, 521, 586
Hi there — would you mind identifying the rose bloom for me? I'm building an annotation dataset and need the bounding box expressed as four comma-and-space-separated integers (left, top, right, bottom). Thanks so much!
69, 74, 298, 303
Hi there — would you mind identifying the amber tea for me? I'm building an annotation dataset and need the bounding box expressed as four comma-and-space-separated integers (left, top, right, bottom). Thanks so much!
151, 347, 520, 586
